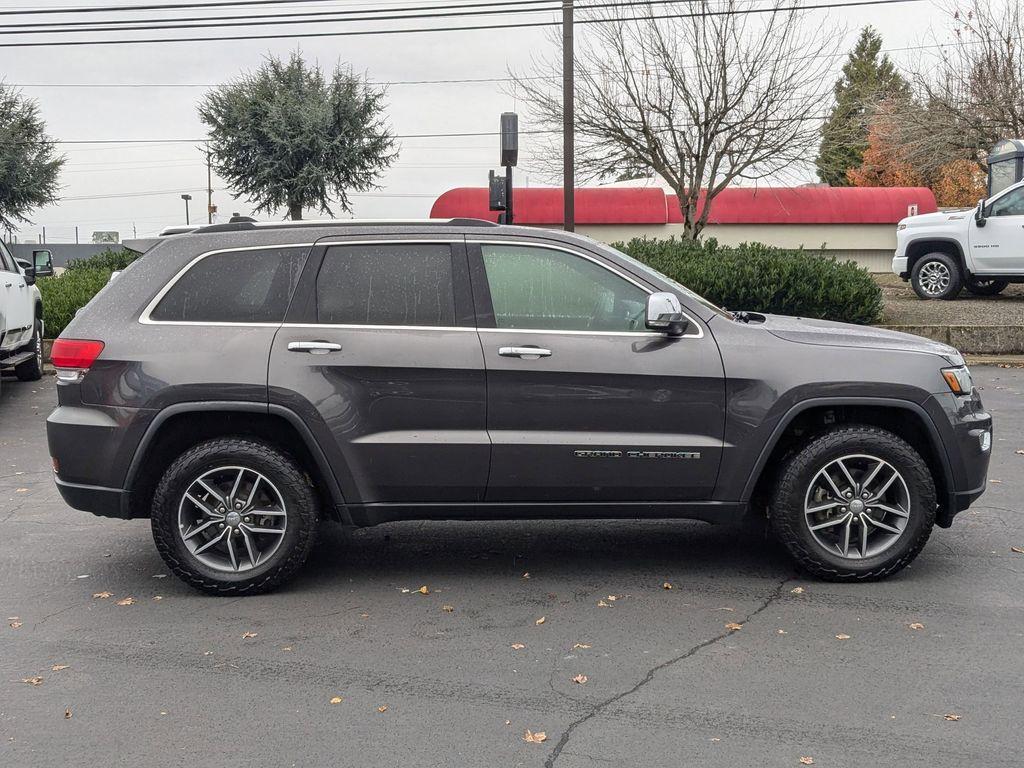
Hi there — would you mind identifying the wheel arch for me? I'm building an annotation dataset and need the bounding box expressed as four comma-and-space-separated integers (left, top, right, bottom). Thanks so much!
124, 402, 348, 522
905, 238, 967, 277
742, 398, 955, 525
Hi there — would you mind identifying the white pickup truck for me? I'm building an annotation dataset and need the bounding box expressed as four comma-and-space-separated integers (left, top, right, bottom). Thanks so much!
893, 178, 1024, 299
0, 242, 52, 388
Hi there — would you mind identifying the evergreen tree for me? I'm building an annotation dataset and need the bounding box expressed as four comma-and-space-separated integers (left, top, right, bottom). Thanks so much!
0, 84, 64, 232
815, 27, 910, 187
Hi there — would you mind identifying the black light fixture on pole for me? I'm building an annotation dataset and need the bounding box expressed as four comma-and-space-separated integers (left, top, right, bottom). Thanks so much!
489, 112, 518, 224
181, 193, 193, 225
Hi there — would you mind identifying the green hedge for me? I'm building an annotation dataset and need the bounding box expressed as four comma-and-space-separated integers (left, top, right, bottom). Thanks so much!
37, 249, 139, 337
616, 238, 883, 325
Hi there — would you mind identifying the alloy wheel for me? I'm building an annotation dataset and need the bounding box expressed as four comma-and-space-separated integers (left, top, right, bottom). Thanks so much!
177, 466, 288, 572
803, 453, 911, 560
918, 261, 951, 296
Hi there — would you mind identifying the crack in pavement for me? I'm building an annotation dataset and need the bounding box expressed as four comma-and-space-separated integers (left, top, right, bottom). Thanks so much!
543, 575, 793, 768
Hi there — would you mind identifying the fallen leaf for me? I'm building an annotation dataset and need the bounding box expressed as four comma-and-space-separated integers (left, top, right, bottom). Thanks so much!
799, 758, 814, 765
505, 719, 511, 726
281, 646, 293, 652
442, 604, 454, 613
115, 597, 135, 606
153, 574, 167, 579
597, 600, 610, 608
50, 665, 69, 672
711, 737, 721, 742
522, 572, 530, 579
9, 621, 22, 629
241, 631, 258, 639
152, 596, 163, 601
15, 488, 28, 493
377, 705, 388, 713
535, 616, 546, 625
360, 612, 370, 619
725, 622, 743, 631
203, 651, 214, 656
64, 707, 72, 720
1011, 546, 1024, 555
835, 633, 851, 640
330, 696, 343, 705
908, 622, 925, 630
417, 586, 430, 595
662, 582, 673, 590
990, 479, 1003, 484
22, 676, 43, 686
400, 588, 410, 593
777, 629, 787, 635
790, 586, 805, 595
944, 713, 962, 721
715, 607, 735, 612
606, 595, 618, 601
511, 643, 525, 650
571, 674, 588, 684
1015, 450, 1024, 455
572, 643, 591, 650
523, 730, 547, 744
92, 591, 112, 599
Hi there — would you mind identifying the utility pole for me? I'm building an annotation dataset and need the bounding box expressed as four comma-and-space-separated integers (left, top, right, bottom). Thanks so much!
205, 144, 214, 224
562, 0, 575, 232
181, 193, 192, 225
75, 225, 79, 244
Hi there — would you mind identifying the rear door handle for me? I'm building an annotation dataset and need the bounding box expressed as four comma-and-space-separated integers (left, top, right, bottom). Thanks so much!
498, 346, 552, 359
287, 340, 342, 355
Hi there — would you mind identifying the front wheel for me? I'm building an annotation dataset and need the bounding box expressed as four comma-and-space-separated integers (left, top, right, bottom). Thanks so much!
910, 253, 962, 300
151, 438, 319, 595
965, 277, 1009, 296
770, 425, 936, 581
14, 318, 43, 381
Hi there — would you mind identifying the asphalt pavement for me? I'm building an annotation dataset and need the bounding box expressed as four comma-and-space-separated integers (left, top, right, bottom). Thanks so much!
2, 371, 1023, 768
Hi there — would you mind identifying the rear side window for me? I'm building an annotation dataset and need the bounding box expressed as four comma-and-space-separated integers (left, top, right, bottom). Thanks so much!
150, 247, 309, 323
317, 243, 455, 326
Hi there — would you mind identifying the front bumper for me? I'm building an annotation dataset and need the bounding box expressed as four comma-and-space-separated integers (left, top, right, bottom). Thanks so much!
892, 254, 909, 279
924, 390, 992, 526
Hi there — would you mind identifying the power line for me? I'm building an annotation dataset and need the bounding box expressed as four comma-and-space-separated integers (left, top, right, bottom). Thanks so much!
0, 0, 929, 47
0, 0, 477, 17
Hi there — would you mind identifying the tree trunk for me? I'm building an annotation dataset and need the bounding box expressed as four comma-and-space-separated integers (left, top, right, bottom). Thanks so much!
288, 200, 303, 220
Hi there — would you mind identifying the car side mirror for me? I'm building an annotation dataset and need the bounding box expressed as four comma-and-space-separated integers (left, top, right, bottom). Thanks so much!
645, 292, 690, 337
31, 249, 54, 279
975, 199, 987, 227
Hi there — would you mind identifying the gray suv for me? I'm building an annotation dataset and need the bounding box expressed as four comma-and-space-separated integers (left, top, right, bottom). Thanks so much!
46, 220, 992, 594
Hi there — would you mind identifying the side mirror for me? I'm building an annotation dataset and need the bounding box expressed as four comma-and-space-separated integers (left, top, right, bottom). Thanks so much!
645, 292, 690, 337
15, 258, 34, 285
975, 199, 987, 227
31, 249, 54, 279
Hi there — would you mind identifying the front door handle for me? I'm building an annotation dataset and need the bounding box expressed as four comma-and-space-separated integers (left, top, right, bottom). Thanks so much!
498, 346, 552, 359
287, 340, 342, 355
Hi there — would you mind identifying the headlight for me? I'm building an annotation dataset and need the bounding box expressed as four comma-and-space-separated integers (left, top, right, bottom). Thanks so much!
942, 365, 974, 395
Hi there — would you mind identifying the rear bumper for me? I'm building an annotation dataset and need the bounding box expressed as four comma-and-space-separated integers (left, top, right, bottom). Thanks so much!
54, 477, 129, 519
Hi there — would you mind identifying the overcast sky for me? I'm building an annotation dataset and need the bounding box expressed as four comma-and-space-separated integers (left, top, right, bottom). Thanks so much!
2, 0, 956, 243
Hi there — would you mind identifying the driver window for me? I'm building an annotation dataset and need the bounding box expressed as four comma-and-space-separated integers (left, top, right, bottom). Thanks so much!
480, 244, 648, 332
989, 187, 1024, 217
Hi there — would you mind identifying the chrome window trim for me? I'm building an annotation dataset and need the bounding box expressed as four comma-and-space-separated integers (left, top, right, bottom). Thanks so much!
139, 242, 317, 326
283, 323, 476, 333
469, 239, 704, 339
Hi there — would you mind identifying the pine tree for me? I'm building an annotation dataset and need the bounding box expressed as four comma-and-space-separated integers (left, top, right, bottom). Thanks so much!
815, 27, 910, 187
0, 85, 64, 232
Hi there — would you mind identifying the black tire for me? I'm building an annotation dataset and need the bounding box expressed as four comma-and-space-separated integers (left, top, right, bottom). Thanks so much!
14, 317, 43, 381
769, 425, 936, 582
910, 252, 962, 300
965, 277, 1009, 296
151, 438, 319, 595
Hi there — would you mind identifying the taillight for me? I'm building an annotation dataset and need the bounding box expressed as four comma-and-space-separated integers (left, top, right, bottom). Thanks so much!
50, 339, 104, 382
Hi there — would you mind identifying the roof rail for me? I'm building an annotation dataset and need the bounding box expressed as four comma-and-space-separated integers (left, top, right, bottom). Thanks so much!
190, 217, 499, 234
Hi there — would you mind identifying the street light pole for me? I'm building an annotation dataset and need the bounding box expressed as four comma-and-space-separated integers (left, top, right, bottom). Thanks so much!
562, 0, 575, 232
181, 193, 192, 226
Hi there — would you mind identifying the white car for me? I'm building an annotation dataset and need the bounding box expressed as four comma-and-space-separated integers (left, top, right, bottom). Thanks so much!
893, 178, 1024, 299
0, 243, 52, 386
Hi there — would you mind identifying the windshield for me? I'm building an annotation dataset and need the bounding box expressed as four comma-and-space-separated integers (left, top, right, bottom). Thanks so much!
595, 241, 735, 321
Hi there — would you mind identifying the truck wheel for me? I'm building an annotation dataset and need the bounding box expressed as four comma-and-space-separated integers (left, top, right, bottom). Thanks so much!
14, 318, 43, 381
770, 425, 936, 581
151, 438, 319, 595
965, 278, 1008, 296
910, 253, 962, 300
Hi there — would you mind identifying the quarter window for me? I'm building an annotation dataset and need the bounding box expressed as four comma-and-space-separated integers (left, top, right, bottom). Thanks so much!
317, 243, 456, 327
989, 187, 1024, 217
150, 247, 308, 323
480, 244, 648, 332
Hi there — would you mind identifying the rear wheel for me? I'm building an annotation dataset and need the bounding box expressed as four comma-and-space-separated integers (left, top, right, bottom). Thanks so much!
910, 253, 962, 300
965, 277, 1008, 296
14, 317, 43, 381
770, 425, 936, 581
151, 438, 319, 595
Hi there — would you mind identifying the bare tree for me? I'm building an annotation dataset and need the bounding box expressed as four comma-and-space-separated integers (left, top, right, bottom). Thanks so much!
513, 0, 838, 239
891, 0, 1024, 175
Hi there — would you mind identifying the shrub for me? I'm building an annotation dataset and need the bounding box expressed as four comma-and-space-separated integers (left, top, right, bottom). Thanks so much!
37, 249, 139, 337
615, 238, 883, 325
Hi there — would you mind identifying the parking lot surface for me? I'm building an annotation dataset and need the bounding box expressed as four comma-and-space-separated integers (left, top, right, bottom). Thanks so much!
2, 372, 1023, 768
